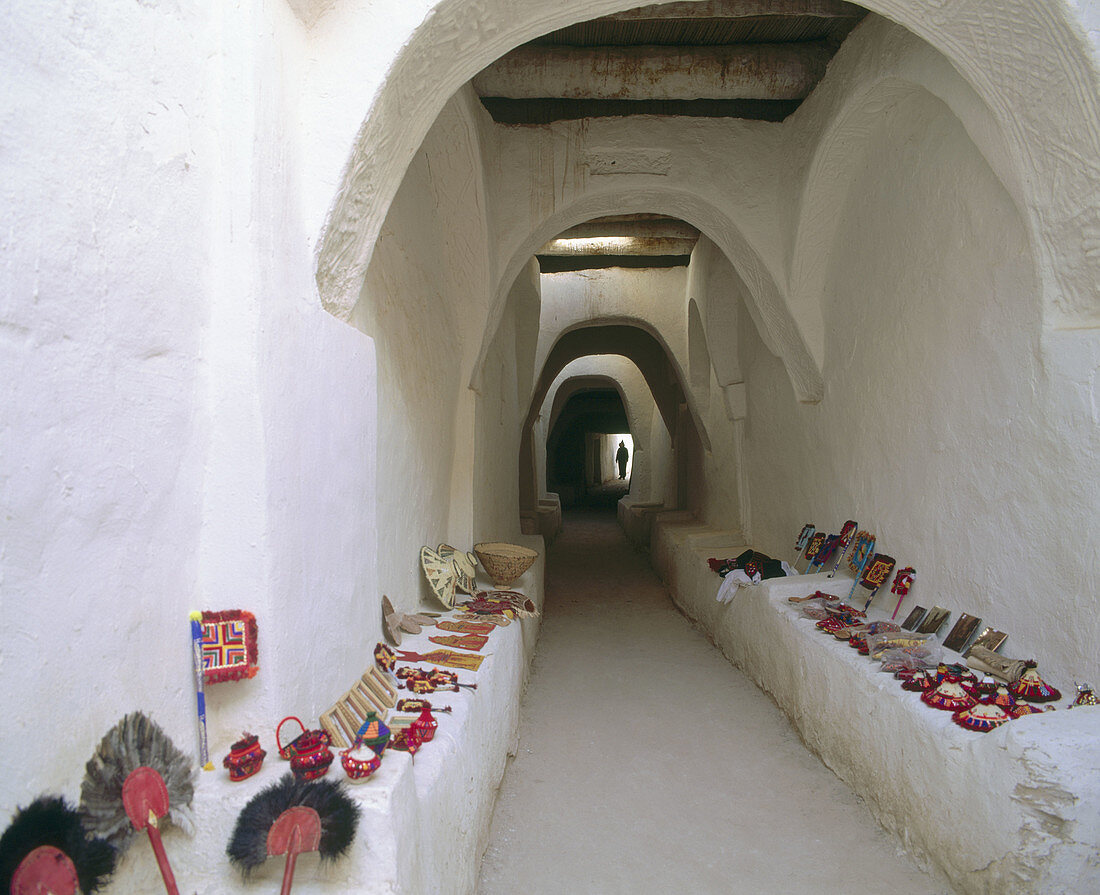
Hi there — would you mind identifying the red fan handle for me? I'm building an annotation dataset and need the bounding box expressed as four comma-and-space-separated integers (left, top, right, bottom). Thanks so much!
122, 767, 179, 895
267, 806, 321, 895
11, 845, 79, 895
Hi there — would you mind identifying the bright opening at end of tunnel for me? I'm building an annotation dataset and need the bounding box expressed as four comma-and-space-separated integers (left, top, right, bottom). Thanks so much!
604, 432, 632, 482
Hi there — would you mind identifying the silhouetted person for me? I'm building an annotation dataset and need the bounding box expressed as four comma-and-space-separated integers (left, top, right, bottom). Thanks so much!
616, 441, 629, 479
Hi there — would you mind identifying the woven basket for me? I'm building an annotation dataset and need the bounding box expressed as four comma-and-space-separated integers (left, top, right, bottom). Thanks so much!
474, 542, 539, 586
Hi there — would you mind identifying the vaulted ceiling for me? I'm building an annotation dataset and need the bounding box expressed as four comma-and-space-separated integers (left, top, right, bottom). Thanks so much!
474, 0, 868, 124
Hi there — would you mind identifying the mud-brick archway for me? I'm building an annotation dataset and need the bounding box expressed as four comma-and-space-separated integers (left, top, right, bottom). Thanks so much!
314, 0, 1100, 336
519, 323, 706, 522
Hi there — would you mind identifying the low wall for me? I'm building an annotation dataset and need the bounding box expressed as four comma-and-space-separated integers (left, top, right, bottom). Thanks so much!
99, 548, 544, 895
652, 517, 1100, 895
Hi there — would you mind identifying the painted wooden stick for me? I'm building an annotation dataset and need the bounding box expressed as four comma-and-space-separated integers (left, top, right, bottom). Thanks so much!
188, 612, 214, 771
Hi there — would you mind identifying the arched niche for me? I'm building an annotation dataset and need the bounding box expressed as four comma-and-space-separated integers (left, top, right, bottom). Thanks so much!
314, 0, 1100, 338
518, 322, 705, 519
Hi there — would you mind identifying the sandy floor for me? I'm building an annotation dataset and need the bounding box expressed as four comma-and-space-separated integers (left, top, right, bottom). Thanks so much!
477, 509, 952, 895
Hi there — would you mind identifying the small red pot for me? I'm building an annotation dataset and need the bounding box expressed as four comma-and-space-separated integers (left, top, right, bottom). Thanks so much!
223, 733, 266, 781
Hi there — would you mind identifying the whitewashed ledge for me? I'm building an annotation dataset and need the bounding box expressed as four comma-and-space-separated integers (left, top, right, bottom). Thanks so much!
651, 516, 1100, 895
106, 546, 544, 895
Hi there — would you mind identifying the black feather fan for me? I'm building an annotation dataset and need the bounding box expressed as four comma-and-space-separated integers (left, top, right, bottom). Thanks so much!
0, 796, 116, 894
227, 773, 360, 874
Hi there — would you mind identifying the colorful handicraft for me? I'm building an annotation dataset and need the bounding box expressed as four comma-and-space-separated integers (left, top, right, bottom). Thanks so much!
395, 698, 452, 715
199, 610, 259, 684
855, 554, 896, 612
802, 532, 827, 571
953, 699, 1012, 733
428, 633, 489, 652
806, 535, 840, 574
922, 676, 977, 712
825, 520, 859, 577
420, 544, 478, 609
1069, 683, 1098, 708
374, 642, 397, 674
794, 523, 815, 556
889, 567, 916, 620
435, 619, 496, 636
1008, 662, 1062, 703
844, 532, 876, 599
394, 647, 485, 672
396, 667, 476, 694
458, 590, 538, 621
223, 733, 266, 782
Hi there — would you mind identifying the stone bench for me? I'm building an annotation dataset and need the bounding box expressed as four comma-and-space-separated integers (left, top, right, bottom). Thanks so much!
651, 516, 1100, 895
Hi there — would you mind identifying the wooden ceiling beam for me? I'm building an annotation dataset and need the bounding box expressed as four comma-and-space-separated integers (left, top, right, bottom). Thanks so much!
473, 43, 829, 101
601, 1, 865, 21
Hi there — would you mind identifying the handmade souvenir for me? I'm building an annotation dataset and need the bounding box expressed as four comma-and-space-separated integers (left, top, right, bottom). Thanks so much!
382, 595, 439, 646
223, 733, 266, 782
806, 534, 840, 574
901, 670, 935, 692
888, 567, 916, 620
276, 717, 331, 762
473, 542, 539, 587
966, 646, 1028, 683
394, 647, 485, 672
374, 642, 398, 674
802, 532, 827, 570
197, 610, 259, 685
922, 676, 977, 712
943, 614, 983, 653
788, 590, 839, 604
916, 606, 950, 636
340, 741, 382, 783
321, 669, 399, 749
429, 633, 489, 652
854, 554, 896, 612
1008, 662, 1062, 702
80, 713, 194, 895
396, 698, 453, 714
459, 590, 538, 621
388, 726, 423, 755
227, 775, 358, 893
794, 523, 815, 558
288, 732, 333, 782
397, 667, 476, 694
0, 796, 116, 895
356, 712, 391, 755
953, 700, 1011, 733
188, 612, 212, 772
409, 704, 439, 744
866, 631, 936, 662
436, 619, 496, 636
992, 685, 1017, 711
826, 521, 859, 577
965, 628, 1008, 656
844, 531, 875, 585
437, 544, 479, 593
900, 606, 927, 631
420, 545, 459, 608
799, 605, 831, 620
1069, 683, 1099, 708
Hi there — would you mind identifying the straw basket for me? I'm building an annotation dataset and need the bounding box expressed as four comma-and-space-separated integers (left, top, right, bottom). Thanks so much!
473, 542, 539, 587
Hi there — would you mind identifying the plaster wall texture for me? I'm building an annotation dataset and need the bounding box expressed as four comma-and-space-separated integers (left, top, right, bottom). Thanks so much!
353, 89, 494, 613
737, 86, 1100, 686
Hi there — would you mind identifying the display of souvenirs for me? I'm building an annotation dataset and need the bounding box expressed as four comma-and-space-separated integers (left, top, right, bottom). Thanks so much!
901, 670, 935, 692
966, 646, 1028, 683
436, 619, 496, 636
340, 741, 382, 783
394, 646, 485, 672
900, 605, 927, 631
421, 544, 478, 609
409, 704, 439, 744
807, 534, 840, 574
803, 532, 827, 567
382, 595, 439, 646
966, 628, 1008, 656
396, 698, 452, 714
473, 542, 539, 587
889, 567, 916, 620
942, 613, 983, 653
916, 606, 950, 636
429, 633, 489, 652
356, 712, 391, 755
845, 531, 876, 582
953, 699, 1012, 733
223, 733, 266, 782
396, 667, 476, 694
388, 726, 423, 755
1009, 702, 1054, 718
922, 675, 977, 712
1069, 683, 1099, 708
374, 642, 398, 674
855, 554, 896, 612
1008, 662, 1062, 702
459, 590, 538, 621
826, 521, 859, 577
794, 523, 816, 559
